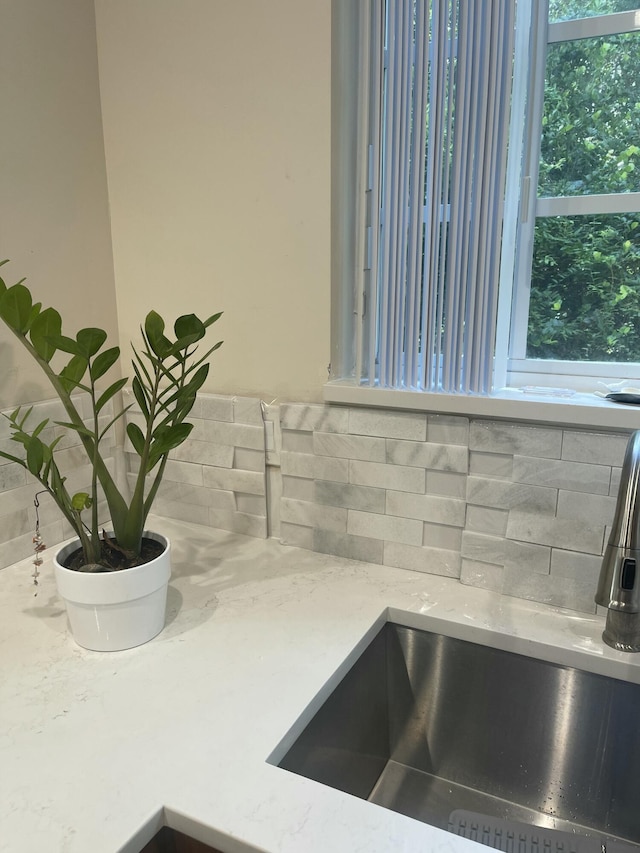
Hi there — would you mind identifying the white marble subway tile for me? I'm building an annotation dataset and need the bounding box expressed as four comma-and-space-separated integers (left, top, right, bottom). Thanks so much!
0, 463, 27, 492
158, 480, 237, 510
281, 430, 315, 454
236, 494, 267, 516
505, 540, 551, 574
348, 408, 427, 441
280, 521, 314, 550
347, 509, 423, 546
234, 448, 265, 473
282, 475, 315, 502
170, 440, 235, 469
314, 431, 386, 463
550, 549, 602, 584
470, 420, 562, 458
427, 414, 469, 446
461, 531, 505, 565
426, 470, 467, 499
561, 430, 629, 467
202, 466, 266, 496
232, 396, 263, 426
314, 480, 386, 513
610, 467, 621, 495
195, 394, 234, 422
280, 403, 349, 434
150, 497, 210, 527
350, 460, 425, 493
506, 511, 605, 555
469, 451, 514, 479
209, 507, 268, 538
386, 439, 467, 472
460, 558, 504, 592
466, 476, 557, 514
281, 498, 347, 532
512, 456, 611, 495
556, 490, 617, 527
0, 482, 41, 518
502, 568, 596, 614
383, 542, 461, 577
203, 420, 264, 450
386, 490, 466, 526
0, 520, 63, 570
465, 505, 509, 537
423, 522, 462, 551
281, 451, 349, 483
0, 436, 27, 464
162, 459, 205, 486
312, 528, 384, 564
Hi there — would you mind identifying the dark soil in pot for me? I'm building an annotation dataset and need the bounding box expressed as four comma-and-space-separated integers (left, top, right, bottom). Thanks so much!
62, 535, 166, 572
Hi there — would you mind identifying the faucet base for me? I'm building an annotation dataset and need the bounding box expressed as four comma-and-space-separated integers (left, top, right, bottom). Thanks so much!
602, 609, 640, 653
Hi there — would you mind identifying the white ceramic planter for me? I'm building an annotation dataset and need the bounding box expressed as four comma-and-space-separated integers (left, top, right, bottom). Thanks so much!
53, 531, 171, 652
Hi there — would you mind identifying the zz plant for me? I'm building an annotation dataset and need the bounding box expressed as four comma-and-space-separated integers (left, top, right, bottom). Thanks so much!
0, 260, 222, 570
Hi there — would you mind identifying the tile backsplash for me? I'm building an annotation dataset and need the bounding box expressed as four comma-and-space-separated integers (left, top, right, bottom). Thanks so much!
0, 391, 630, 615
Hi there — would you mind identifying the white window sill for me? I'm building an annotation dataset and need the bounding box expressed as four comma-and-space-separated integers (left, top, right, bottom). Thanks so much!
323, 381, 639, 431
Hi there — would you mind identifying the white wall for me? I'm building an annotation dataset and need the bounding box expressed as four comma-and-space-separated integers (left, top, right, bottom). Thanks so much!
95, 0, 331, 403
0, 0, 119, 409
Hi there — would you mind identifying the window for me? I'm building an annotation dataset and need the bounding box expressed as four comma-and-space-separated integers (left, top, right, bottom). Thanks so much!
330, 0, 640, 399
509, 2, 640, 387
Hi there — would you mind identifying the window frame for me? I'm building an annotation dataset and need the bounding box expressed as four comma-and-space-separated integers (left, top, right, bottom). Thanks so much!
504, 7, 640, 386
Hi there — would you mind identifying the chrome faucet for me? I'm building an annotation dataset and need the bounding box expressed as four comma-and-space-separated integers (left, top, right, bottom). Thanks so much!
596, 429, 640, 652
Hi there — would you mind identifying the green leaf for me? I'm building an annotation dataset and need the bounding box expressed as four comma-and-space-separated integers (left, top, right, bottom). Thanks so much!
148, 422, 193, 470
131, 375, 150, 419
96, 377, 128, 413
144, 311, 171, 358
47, 334, 80, 355
90, 346, 120, 381
126, 422, 146, 456
203, 311, 223, 328
26, 302, 42, 331
71, 492, 93, 511
30, 307, 62, 362
55, 420, 95, 439
76, 327, 108, 358
0, 284, 33, 333
26, 437, 44, 476
174, 313, 203, 339
59, 354, 88, 391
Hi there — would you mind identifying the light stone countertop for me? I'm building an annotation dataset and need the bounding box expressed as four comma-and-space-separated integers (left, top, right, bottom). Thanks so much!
2, 515, 639, 853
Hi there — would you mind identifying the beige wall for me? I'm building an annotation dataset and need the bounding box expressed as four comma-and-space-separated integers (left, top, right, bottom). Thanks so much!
0, 0, 119, 409
95, 0, 331, 403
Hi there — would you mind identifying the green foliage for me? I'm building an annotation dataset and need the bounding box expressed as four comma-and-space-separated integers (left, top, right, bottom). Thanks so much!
0, 263, 223, 569
527, 3, 640, 361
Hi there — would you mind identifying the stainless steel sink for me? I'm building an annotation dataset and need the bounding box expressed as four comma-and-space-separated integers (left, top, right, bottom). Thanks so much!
274, 621, 640, 851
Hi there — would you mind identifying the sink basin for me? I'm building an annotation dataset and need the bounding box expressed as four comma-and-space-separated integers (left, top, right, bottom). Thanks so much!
274, 620, 640, 851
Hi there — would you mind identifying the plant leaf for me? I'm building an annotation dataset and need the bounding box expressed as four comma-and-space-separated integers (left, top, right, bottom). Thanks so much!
144, 311, 171, 358
126, 422, 146, 456
96, 377, 128, 413
26, 437, 44, 476
131, 374, 150, 419
47, 334, 80, 355
203, 311, 223, 328
0, 283, 33, 333
76, 327, 108, 358
147, 422, 193, 470
55, 420, 95, 439
59, 354, 88, 391
30, 307, 62, 362
90, 346, 120, 381
71, 492, 92, 511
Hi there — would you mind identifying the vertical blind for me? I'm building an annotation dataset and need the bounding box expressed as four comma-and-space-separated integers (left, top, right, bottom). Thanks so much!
355, 0, 517, 394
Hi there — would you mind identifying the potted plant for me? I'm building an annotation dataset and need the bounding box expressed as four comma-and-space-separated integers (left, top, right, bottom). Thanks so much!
0, 260, 222, 650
